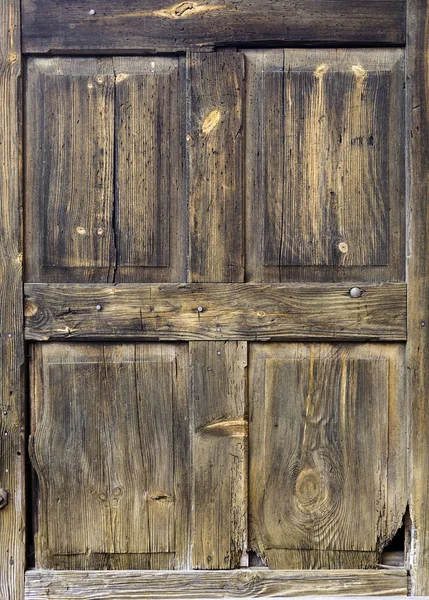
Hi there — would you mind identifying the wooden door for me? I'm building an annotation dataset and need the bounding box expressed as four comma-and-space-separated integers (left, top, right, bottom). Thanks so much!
2, 1, 429, 598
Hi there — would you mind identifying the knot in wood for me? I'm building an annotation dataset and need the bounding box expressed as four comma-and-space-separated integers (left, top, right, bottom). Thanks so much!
295, 469, 327, 511
0, 489, 8, 509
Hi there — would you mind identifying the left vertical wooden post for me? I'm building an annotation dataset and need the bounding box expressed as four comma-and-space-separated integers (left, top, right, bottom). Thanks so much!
0, 0, 25, 598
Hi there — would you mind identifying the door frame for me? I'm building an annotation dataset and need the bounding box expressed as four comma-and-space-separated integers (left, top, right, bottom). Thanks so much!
1, 0, 429, 597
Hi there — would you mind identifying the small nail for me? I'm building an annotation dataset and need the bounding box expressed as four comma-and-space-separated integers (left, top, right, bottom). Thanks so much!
349, 287, 363, 298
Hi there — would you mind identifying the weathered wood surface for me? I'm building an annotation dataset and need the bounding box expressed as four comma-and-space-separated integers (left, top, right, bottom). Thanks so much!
24, 283, 407, 341
25, 569, 408, 599
249, 344, 406, 569
406, 0, 429, 593
21, 0, 405, 53
30, 344, 190, 569
245, 49, 404, 283
190, 342, 247, 568
113, 57, 186, 282
25, 58, 116, 282
188, 52, 244, 282
0, 0, 25, 599
25, 57, 186, 283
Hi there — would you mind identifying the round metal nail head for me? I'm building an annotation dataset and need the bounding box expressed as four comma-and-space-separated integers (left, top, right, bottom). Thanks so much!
349, 287, 363, 298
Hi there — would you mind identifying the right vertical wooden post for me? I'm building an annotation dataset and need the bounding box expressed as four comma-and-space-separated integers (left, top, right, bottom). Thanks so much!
407, 0, 429, 593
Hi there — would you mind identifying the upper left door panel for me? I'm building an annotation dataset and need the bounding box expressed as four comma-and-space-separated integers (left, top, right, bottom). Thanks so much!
25, 57, 187, 283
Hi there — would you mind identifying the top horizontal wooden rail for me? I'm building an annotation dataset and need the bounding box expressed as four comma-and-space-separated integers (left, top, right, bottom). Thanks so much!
24, 283, 406, 341
21, 0, 405, 53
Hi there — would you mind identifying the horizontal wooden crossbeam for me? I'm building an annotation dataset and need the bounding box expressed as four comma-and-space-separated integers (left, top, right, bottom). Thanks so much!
24, 283, 407, 341
21, 0, 405, 53
25, 568, 408, 599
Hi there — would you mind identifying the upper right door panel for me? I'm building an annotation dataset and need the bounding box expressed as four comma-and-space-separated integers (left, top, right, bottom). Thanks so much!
245, 49, 404, 283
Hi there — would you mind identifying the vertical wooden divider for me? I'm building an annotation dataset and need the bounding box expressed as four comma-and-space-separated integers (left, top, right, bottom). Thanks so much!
407, 0, 429, 594
187, 51, 244, 283
188, 50, 248, 569
190, 341, 247, 569
0, 0, 25, 598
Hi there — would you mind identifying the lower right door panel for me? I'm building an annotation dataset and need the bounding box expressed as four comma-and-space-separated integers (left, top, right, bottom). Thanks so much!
249, 343, 406, 569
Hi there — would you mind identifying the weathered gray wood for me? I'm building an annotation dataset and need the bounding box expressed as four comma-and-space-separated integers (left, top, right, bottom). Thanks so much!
188, 52, 244, 282
249, 343, 406, 569
113, 57, 187, 282
245, 49, 404, 283
190, 341, 247, 568
21, 0, 405, 53
24, 569, 408, 599
30, 343, 190, 569
406, 0, 429, 593
0, 1, 25, 599
24, 283, 407, 341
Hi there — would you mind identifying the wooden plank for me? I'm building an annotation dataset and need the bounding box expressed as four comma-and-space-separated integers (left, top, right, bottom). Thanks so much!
21, 0, 405, 53
406, 0, 429, 593
249, 343, 406, 569
25, 58, 115, 283
190, 341, 247, 568
24, 569, 408, 599
246, 49, 405, 283
188, 52, 244, 283
113, 57, 187, 282
30, 343, 190, 569
24, 282, 407, 342
0, 0, 25, 599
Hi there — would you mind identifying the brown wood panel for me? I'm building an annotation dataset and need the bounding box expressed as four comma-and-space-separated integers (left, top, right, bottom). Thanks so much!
249, 343, 406, 569
188, 52, 244, 283
25, 569, 408, 599
25, 58, 116, 282
0, 1, 25, 599
24, 282, 407, 341
25, 57, 187, 284
190, 341, 247, 568
406, 0, 429, 593
21, 0, 405, 53
30, 343, 190, 569
246, 49, 405, 283
113, 57, 186, 282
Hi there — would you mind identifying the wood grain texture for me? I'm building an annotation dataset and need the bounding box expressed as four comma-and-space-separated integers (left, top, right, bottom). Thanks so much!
249, 344, 406, 569
30, 343, 190, 569
24, 569, 408, 599
406, 0, 429, 593
21, 0, 405, 53
25, 57, 187, 284
25, 58, 116, 282
113, 57, 186, 282
0, 0, 25, 599
24, 283, 407, 341
246, 49, 405, 283
188, 52, 244, 282
190, 342, 247, 568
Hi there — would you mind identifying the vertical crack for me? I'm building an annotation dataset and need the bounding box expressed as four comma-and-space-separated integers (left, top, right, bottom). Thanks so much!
278, 51, 286, 282
111, 58, 118, 283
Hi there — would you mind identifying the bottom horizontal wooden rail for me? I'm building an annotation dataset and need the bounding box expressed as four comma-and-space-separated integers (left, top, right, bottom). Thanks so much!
25, 568, 408, 598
